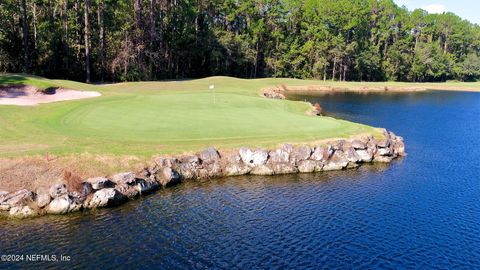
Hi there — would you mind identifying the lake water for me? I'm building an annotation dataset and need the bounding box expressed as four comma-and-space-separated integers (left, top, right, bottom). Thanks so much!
1, 90, 479, 269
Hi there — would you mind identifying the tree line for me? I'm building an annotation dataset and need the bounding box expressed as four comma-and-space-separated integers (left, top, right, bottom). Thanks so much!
1, 0, 480, 82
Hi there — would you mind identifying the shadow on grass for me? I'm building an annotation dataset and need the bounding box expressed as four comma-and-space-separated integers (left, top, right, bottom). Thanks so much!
0, 73, 57, 91
0, 74, 31, 86
0, 74, 59, 97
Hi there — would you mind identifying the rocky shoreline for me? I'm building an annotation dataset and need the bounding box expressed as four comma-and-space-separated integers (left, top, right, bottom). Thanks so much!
260, 85, 425, 99
0, 129, 405, 219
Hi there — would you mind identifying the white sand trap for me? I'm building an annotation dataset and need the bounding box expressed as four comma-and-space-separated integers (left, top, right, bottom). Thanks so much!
0, 85, 101, 106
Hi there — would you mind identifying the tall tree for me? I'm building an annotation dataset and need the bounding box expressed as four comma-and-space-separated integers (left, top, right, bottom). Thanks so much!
84, 0, 91, 83
21, 0, 29, 73
1, 0, 479, 82
98, 0, 105, 81
134, 0, 144, 76
62, 0, 69, 72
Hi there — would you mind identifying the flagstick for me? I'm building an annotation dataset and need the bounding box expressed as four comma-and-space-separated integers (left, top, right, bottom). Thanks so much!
209, 84, 216, 105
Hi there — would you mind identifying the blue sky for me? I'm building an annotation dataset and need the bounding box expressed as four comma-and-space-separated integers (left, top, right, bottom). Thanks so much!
394, 0, 480, 24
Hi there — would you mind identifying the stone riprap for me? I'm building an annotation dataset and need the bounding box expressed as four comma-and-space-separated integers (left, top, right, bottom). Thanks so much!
0, 129, 405, 218
261, 87, 286, 99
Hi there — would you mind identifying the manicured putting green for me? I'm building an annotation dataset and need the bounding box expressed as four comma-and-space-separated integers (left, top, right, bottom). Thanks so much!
0, 74, 379, 157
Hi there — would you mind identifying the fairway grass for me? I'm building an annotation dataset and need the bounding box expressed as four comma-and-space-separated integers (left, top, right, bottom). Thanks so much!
0, 74, 388, 159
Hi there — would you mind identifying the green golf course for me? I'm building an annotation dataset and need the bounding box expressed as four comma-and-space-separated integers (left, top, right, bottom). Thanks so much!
0, 74, 387, 159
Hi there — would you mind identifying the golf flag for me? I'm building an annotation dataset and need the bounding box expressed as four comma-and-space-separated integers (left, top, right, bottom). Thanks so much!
209, 84, 216, 104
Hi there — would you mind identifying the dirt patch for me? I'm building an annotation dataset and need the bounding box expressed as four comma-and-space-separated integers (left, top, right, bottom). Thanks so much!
0, 85, 101, 106
0, 155, 147, 192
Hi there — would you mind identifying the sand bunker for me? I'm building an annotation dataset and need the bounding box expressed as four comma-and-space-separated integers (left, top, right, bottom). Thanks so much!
0, 85, 101, 106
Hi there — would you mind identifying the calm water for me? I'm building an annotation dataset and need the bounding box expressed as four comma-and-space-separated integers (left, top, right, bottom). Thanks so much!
1, 91, 480, 269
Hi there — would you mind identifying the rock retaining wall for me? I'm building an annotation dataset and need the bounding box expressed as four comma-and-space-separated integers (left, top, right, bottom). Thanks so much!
262, 85, 428, 93
0, 129, 405, 218
261, 87, 286, 99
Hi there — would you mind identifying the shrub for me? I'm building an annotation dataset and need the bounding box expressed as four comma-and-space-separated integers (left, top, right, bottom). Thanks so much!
63, 170, 83, 192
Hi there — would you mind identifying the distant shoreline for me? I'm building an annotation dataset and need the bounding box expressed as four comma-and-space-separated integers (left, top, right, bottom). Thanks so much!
262, 84, 480, 95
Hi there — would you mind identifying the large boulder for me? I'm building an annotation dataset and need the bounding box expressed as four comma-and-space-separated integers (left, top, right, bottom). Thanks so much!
0, 189, 33, 211
281, 144, 293, 155
176, 162, 198, 180
367, 139, 378, 153
376, 135, 391, 148
157, 167, 182, 187
140, 167, 151, 178
79, 182, 93, 197
112, 172, 136, 185
297, 160, 318, 173
239, 148, 268, 166
154, 157, 177, 167
86, 177, 114, 190
35, 188, 51, 209
267, 145, 296, 174
331, 140, 346, 151
393, 138, 406, 156
239, 148, 254, 164
0, 191, 10, 210
373, 155, 394, 163
376, 147, 392, 156
268, 148, 290, 164
311, 145, 333, 161
223, 161, 251, 176
323, 150, 349, 171
175, 155, 202, 180
221, 152, 241, 165
314, 161, 325, 172
373, 133, 397, 163
290, 145, 312, 165
135, 178, 160, 195
224, 152, 241, 163
115, 184, 140, 199
351, 140, 367, 150
9, 206, 36, 218
250, 164, 274, 176
49, 183, 68, 198
269, 162, 298, 175
181, 155, 201, 166
251, 148, 269, 166
199, 147, 220, 165
355, 149, 374, 162
85, 188, 126, 208
0, 192, 9, 204
344, 147, 362, 163
387, 130, 396, 140
46, 195, 74, 214
198, 162, 223, 179
68, 192, 86, 212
